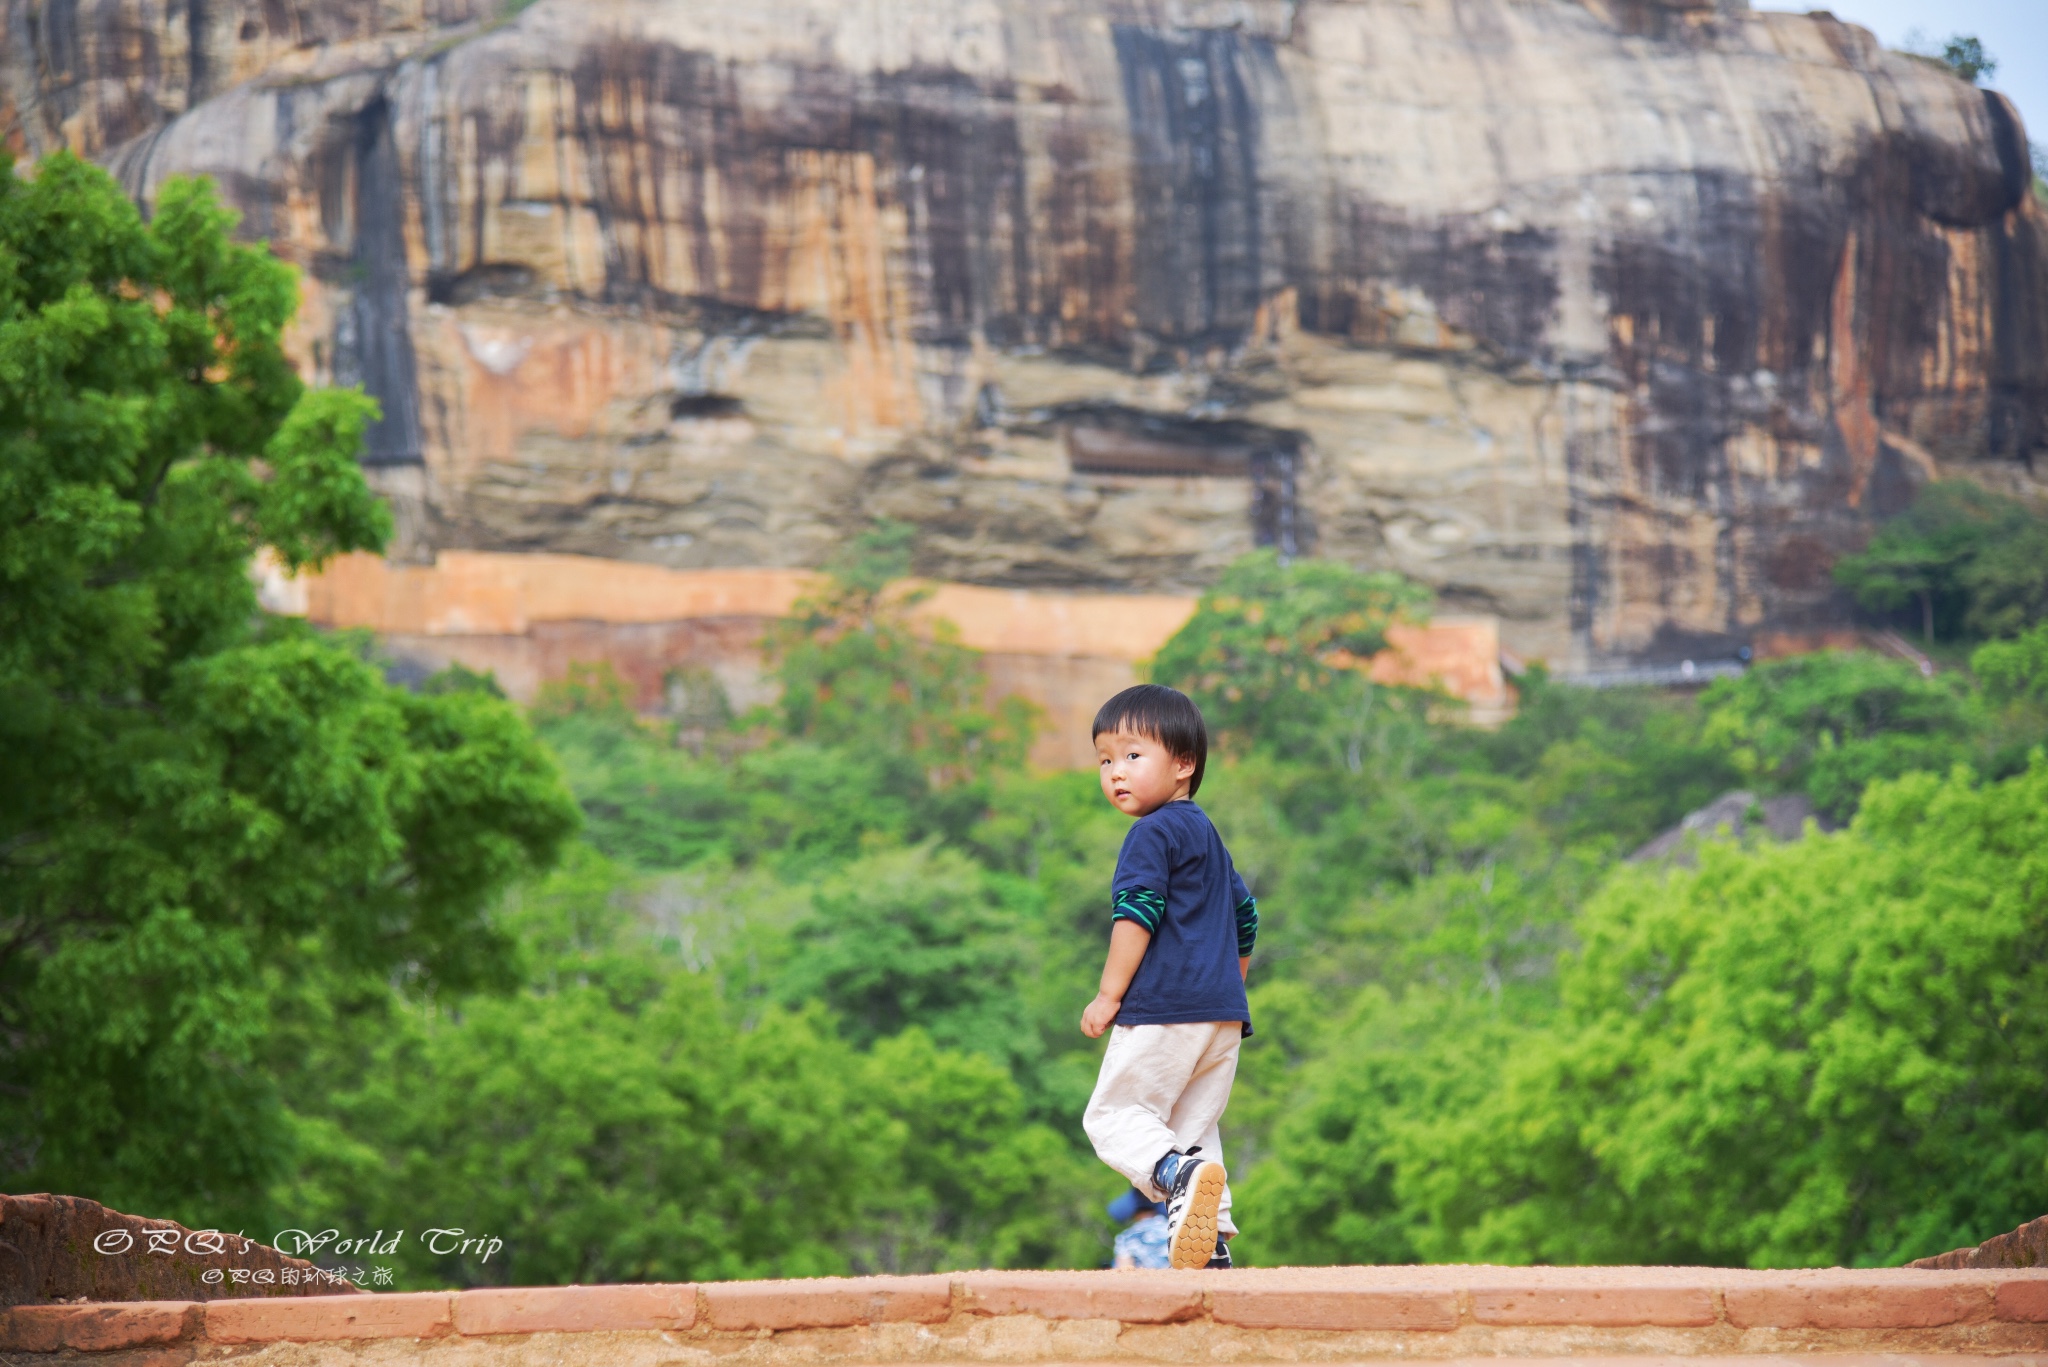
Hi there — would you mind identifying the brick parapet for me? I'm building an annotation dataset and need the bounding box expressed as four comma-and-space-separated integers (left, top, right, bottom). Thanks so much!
5, 1267, 2047, 1365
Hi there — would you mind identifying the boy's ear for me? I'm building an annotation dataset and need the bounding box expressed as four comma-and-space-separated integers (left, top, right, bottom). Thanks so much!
1174, 754, 1197, 780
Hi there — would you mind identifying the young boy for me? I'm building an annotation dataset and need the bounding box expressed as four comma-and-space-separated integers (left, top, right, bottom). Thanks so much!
1081, 684, 1257, 1271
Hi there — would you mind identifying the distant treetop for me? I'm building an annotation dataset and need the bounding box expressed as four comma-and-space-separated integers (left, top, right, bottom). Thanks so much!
1899, 29, 1997, 85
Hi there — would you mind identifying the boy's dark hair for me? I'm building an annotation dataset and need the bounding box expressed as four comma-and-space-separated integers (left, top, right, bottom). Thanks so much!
1092, 684, 1208, 797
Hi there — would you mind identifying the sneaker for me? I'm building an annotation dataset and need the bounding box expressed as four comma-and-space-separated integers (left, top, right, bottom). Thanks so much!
1205, 1235, 1232, 1269
1159, 1147, 1228, 1270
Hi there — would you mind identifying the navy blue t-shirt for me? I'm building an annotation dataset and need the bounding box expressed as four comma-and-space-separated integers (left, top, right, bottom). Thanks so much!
1110, 800, 1257, 1035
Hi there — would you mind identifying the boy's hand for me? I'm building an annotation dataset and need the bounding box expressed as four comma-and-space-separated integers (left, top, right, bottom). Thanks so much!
1086, 920, 1150, 1037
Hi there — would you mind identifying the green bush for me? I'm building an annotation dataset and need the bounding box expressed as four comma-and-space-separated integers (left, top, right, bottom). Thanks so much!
1698, 652, 1973, 818
285, 851, 1100, 1283
0, 154, 577, 1229
1834, 480, 2048, 643
1252, 759, 2048, 1268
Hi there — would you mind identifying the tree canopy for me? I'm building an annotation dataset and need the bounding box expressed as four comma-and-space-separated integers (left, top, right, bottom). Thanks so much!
0, 153, 579, 1228
1833, 480, 2047, 643
1939, 34, 1996, 84
1247, 757, 2048, 1268
1150, 550, 1432, 769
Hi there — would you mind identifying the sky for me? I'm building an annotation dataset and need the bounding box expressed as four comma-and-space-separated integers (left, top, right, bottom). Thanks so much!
1755, 0, 2047, 150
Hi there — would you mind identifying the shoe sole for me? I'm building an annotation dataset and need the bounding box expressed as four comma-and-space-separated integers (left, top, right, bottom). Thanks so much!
1168, 1161, 1228, 1270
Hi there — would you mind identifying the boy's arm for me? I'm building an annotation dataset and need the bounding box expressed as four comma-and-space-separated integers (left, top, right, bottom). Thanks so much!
1234, 890, 1259, 982
1092, 829, 1170, 1038
1082, 920, 1151, 1037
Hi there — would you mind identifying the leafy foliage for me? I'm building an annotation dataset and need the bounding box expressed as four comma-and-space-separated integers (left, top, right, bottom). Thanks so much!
1833, 480, 2047, 643
778, 843, 1024, 1054
1696, 652, 1972, 818
765, 521, 1034, 789
1244, 760, 2048, 1269
1974, 624, 2048, 706
490, 544, 2042, 1280
1506, 671, 1743, 849
1940, 34, 1996, 84
1150, 550, 1432, 767
1443, 761, 2048, 1266
541, 527, 1038, 878
0, 154, 578, 1228
288, 850, 1099, 1284
1958, 517, 2048, 640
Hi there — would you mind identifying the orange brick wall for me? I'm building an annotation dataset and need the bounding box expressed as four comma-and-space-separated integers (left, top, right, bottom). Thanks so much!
261, 552, 1514, 766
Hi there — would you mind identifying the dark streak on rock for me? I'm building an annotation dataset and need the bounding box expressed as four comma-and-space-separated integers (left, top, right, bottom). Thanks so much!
1112, 25, 1267, 348
1303, 204, 1561, 362
864, 67, 1030, 348
329, 92, 424, 465
185, 0, 206, 107
1035, 110, 1131, 348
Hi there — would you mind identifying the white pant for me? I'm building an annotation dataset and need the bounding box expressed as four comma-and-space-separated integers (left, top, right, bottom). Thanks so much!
1082, 1021, 1241, 1236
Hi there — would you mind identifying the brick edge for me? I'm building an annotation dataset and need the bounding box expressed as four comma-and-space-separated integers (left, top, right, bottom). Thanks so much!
5, 1270, 2047, 1351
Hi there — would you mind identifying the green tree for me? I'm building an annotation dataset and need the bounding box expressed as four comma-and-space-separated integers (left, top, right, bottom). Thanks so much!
1833, 480, 2039, 642
1941, 34, 1996, 84
1970, 625, 2048, 778
1511, 674, 1742, 850
0, 153, 578, 1229
535, 526, 1040, 878
1406, 759, 2048, 1268
1150, 551, 1432, 768
1959, 517, 2048, 639
779, 843, 1025, 1055
289, 850, 1100, 1286
536, 666, 739, 869
765, 521, 1033, 789
1974, 623, 2048, 705
1248, 759, 2048, 1269
1697, 651, 1971, 818
1233, 987, 1520, 1268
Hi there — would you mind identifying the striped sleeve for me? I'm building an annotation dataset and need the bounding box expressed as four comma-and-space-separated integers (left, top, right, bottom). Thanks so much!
1234, 894, 1259, 956
1112, 887, 1166, 933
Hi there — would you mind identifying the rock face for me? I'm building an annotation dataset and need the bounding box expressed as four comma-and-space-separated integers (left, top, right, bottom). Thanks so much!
4, 0, 2044, 666
1625, 788, 1830, 864
0, 1193, 358, 1304
1913, 1213, 2048, 1270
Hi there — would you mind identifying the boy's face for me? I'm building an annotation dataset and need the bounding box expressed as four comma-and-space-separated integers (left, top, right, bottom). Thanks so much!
1095, 727, 1196, 817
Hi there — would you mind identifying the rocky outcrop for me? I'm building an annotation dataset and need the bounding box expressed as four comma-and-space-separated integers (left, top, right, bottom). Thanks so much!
0, 1194, 358, 1305
1626, 789, 1831, 864
5, 0, 2045, 667
1913, 1214, 2048, 1270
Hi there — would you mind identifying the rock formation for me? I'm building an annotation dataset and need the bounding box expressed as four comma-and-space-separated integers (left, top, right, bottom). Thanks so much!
0, 1194, 358, 1304
1625, 788, 1830, 864
1913, 1213, 2048, 1270
4, 0, 2044, 666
